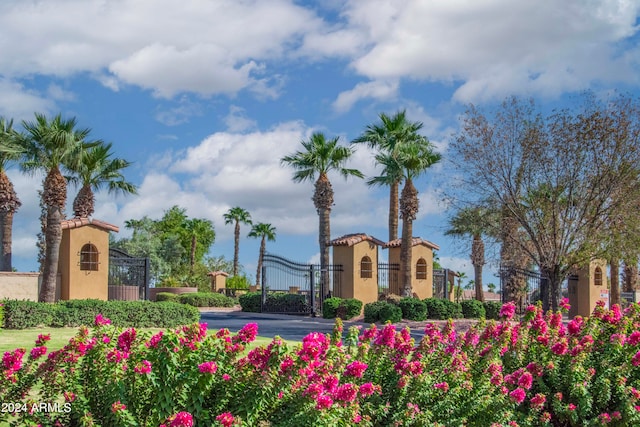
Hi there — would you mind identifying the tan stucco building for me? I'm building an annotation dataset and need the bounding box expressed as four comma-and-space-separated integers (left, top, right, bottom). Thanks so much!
383, 237, 440, 300
58, 217, 119, 301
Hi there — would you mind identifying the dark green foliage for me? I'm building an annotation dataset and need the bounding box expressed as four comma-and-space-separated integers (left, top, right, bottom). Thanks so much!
239, 292, 261, 312
323, 297, 363, 320
364, 301, 402, 323
1, 299, 199, 329
155, 292, 180, 303
398, 297, 427, 321
322, 297, 342, 319
423, 298, 462, 320
378, 302, 402, 323
460, 299, 486, 319
264, 293, 309, 313
178, 292, 235, 307
0, 302, 3, 328
342, 298, 363, 320
484, 301, 502, 320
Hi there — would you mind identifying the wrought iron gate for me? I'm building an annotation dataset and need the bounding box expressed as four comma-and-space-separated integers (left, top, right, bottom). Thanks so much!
261, 253, 343, 315
378, 262, 400, 296
108, 248, 150, 300
499, 266, 544, 312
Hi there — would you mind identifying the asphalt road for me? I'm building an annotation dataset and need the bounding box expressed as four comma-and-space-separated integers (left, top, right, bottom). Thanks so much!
199, 311, 425, 342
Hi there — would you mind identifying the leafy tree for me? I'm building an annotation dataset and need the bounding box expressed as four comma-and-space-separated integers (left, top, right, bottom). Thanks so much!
487, 283, 497, 293
66, 142, 137, 218
450, 94, 640, 311
281, 132, 363, 299
18, 113, 99, 302
248, 222, 276, 287
394, 138, 441, 297
223, 207, 252, 276
0, 118, 22, 271
352, 111, 425, 241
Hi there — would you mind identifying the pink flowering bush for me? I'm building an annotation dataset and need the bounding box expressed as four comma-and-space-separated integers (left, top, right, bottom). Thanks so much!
1, 302, 640, 426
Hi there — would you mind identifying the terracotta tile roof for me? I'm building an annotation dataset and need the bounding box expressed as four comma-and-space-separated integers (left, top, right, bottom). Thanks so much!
328, 233, 385, 247
382, 237, 440, 250
61, 217, 120, 233
207, 271, 229, 277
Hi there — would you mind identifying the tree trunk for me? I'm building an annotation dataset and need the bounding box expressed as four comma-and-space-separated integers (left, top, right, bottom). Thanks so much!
1, 211, 13, 271
610, 258, 620, 307
471, 236, 485, 301
313, 174, 334, 301
72, 184, 95, 218
541, 264, 562, 312
389, 180, 399, 242
400, 178, 418, 297
624, 261, 639, 292
256, 236, 266, 288
233, 221, 240, 276
39, 206, 63, 302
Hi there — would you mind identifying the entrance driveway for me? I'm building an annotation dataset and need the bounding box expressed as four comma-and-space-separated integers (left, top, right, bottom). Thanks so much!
198, 310, 429, 342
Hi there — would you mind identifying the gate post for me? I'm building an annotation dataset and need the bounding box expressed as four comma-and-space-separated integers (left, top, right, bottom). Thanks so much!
261, 265, 267, 312
309, 264, 316, 316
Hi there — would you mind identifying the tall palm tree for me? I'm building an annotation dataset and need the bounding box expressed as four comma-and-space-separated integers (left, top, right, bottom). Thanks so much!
0, 118, 22, 271
395, 137, 441, 297
223, 207, 252, 276
66, 142, 137, 218
19, 113, 97, 302
352, 110, 424, 241
281, 132, 363, 299
445, 207, 489, 302
248, 222, 276, 287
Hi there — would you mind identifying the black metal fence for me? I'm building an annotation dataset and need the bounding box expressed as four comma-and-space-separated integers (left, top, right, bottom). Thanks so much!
377, 262, 400, 296
433, 269, 451, 299
499, 266, 545, 312
261, 253, 343, 315
108, 248, 150, 300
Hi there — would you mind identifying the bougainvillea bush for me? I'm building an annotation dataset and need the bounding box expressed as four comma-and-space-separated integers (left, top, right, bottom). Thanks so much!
2, 301, 640, 426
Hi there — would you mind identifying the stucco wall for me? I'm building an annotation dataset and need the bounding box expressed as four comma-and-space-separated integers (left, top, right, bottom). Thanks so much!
0, 272, 61, 301
386, 245, 434, 299
59, 225, 109, 301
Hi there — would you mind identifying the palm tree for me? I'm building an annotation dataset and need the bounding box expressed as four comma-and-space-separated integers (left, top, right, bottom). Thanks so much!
66, 142, 137, 218
248, 222, 276, 287
395, 138, 441, 297
445, 207, 489, 302
352, 110, 425, 241
281, 132, 363, 299
0, 118, 22, 271
224, 207, 252, 276
18, 113, 97, 302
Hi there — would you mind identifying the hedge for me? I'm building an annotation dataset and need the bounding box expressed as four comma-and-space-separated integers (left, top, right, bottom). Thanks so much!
1, 299, 199, 329
484, 301, 502, 320
423, 298, 462, 320
178, 292, 235, 307
238, 292, 261, 312
363, 301, 402, 323
460, 299, 486, 319
397, 297, 428, 321
155, 292, 180, 303
323, 297, 363, 320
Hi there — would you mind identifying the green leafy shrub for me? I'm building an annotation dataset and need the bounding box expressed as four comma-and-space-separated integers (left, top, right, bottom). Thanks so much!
423, 297, 447, 319
363, 301, 385, 323
398, 297, 428, 321
484, 301, 502, 320
364, 301, 402, 323
1, 300, 198, 329
264, 293, 309, 313
322, 297, 342, 319
226, 275, 251, 290
460, 299, 486, 318
341, 298, 363, 320
155, 292, 180, 303
238, 292, 261, 312
443, 299, 463, 319
158, 276, 181, 287
179, 292, 235, 307
377, 302, 402, 323
0, 301, 4, 328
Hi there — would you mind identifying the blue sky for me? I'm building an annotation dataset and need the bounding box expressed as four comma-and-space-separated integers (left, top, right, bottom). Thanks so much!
1, 0, 639, 288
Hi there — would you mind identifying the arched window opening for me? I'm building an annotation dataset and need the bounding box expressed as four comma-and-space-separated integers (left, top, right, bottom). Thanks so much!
360, 256, 372, 279
594, 266, 603, 286
416, 258, 428, 280
80, 243, 99, 271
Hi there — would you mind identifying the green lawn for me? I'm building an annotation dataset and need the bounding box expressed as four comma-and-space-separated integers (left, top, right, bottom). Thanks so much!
0, 327, 289, 354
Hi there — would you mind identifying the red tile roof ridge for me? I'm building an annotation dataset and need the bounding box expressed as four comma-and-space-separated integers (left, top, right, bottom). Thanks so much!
328, 233, 386, 247
61, 217, 119, 233
383, 237, 440, 250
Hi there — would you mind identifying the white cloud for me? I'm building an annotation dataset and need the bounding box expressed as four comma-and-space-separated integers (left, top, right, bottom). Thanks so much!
154, 96, 203, 126
223, 106, 257, 132
0, 78, 56, 120
333, 80, 399, 113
